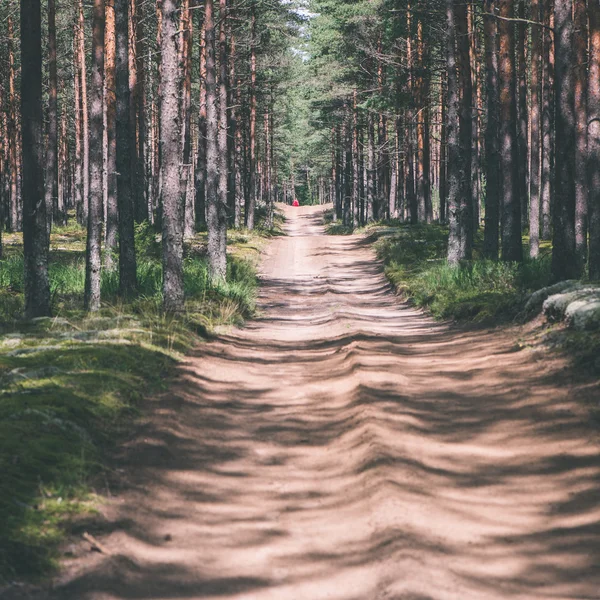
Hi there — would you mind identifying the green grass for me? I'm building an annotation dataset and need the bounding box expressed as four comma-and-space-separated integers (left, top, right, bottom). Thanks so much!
0, 222, 265, 584
369, 224, 553, 322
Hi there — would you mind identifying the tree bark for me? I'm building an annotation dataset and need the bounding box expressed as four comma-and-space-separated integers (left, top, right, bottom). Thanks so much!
517, 0, 529, 231
453, 0, 473, 260
207, 0, 228, 282
574, 0, 589, 271
116, 0, 137, 296
352, 90, 360, 227
195, 14, 207, 229
181, 0, 195, 239
446, 0, 466, 264
45, 0, 59, 233
406, 5, 417, 225
78, 0, 90, 225
367, 114, 376, 222
205, 0, 225, 281
498, 0, 522, 262
135, 1, 148, 224
21, 0, 51, 318
589, 0, 600, 280
529, 0, 542, 258
245, 2, 257, 230
8, 15, 19, 233
541, 0, 554, 240
85, 0, 105, 312
439, 76, 447, 224
73, 22, 83, 226
160, 0, 185, 310
105, 0, 118, 269
552, 0, 579, 280
483, 0, 501, 259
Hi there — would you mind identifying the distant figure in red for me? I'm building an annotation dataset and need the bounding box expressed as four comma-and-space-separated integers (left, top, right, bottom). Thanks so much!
292, 198, 300, 207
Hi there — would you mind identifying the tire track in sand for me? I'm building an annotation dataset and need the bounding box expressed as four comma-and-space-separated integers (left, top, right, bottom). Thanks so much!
45, 204, 600, 600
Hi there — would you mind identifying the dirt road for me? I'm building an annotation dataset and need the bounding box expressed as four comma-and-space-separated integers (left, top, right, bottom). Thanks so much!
47, 205, 599, 599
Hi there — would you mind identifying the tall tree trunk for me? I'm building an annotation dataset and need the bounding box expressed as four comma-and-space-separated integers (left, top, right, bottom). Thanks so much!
105, 0, 118, 269
439, 77, 447, 224
181, 0, 195, 239
468, 3, 481, 229
529, 0, 542, 258
483, 0, 501, 259
552, 0, 579, 280
517, 0, 529, 231
46, 0, 59, 233
135, 1, 148, 224
406, 5, 417, 224
343, 109, 352, 226
498, 0, 522, 262
73, 25, 83, 226
416, 20, 426, 222
129, 0, 139, 221
455, 0, 473, 259
245, 2, 257, 230
21, 0, 51, 317
446, 0, 461, 262
331, 127, 338, 220
589, 0, 600, 280
366, 114, 376, 222
574, 0, 589, 271
195, 14, 207, 229
85, 0, 105, 312
265, 108, 273, 228
0, 95, 5, 253
207, 0, 228, 281
205, 0, 223, 281
390, 123, 399, 219
8, 15, 19, 232
352, 90, 360, 227
78, 0, 90, 225
422, 98, 432, 222
541, 0, 555, 240
160, 0, 184, 310
234, 69, 244, 228
116, 0, 137, 295
227, 12, 238, 228
59, 105, 68, 224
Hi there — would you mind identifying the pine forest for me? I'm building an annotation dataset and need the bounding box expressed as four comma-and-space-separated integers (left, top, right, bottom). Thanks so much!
0, 1, 599, 596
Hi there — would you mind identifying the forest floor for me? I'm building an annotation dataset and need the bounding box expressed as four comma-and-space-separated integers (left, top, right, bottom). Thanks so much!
4, 204, 600, 600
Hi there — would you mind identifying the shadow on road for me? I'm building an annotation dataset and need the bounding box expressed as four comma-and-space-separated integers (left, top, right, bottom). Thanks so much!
40, 209, 600, 600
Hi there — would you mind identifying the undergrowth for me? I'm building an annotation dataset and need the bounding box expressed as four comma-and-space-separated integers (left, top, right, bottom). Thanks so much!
0, 221, 264, 584
356, 223, 552, 322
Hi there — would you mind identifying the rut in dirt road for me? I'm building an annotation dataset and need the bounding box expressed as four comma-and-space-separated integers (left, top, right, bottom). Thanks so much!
48, 205, 599, 600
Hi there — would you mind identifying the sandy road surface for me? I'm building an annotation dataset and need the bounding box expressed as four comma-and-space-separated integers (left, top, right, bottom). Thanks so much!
33, 205, 600, 599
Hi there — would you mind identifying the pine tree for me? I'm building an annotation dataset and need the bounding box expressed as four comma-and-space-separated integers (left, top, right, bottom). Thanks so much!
552, 0, 579, 280
160, 0, 184, 311
21, 0, 51, 318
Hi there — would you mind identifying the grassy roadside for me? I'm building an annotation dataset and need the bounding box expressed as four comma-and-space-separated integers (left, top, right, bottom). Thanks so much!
0, 221, 271, 584
372, 225, 553, 322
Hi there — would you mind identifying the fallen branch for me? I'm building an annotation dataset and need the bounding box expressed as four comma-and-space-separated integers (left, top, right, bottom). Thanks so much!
82, 532, 111, 555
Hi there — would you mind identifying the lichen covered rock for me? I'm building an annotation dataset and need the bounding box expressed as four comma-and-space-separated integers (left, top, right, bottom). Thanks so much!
524, 280, 579, 316
541, 284, 600, 330
564, 296, 600, 331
